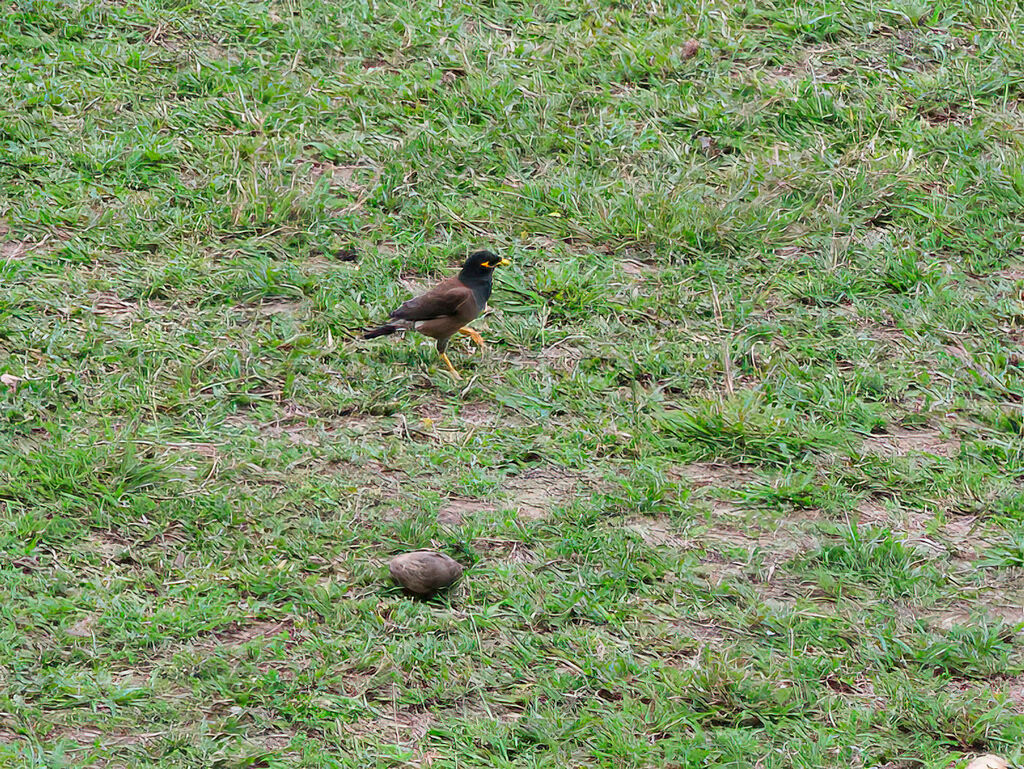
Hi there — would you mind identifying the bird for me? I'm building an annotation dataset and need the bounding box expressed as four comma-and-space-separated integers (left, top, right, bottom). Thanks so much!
363, 250, 509, 379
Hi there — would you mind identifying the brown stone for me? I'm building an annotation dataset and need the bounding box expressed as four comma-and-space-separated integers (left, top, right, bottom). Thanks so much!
389, 551, 463, 597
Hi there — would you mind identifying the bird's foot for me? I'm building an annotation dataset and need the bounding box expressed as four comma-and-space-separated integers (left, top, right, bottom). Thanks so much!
440, 352, 462, 381
458, 327, 487, 349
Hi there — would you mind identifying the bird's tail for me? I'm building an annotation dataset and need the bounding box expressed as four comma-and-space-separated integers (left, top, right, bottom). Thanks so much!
363, 324, 399, 340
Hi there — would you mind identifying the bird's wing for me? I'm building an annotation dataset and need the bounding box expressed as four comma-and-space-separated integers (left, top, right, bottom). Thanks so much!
389, 279, 474, 321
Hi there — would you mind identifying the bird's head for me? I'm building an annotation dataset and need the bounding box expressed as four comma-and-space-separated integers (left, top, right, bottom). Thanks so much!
462, 250, 509, 275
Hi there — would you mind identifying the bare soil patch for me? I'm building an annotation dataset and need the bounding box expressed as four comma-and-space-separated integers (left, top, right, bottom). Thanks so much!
438, 496, 490, 525
822, 673, 880, 705
705, 516, 819, 573
324, 458, 409, 501
863, 321, 909, 347
303, 160, 377, 195
200, 619, 296, 649
624, 515, 688, 548
411, 401, 508, 443
670, 462, 757, 489
254, 299, 305, 317
443, 696, 526, 725
345, 706, 434, 753
473, 537, 536, 564
0, 226, 65, 261
504, 340, 587, 374
90, 292, 140, 319
457, 401, 503, 427
922, 604, 1024, 632
83, 530, 132, 562
997, 675, 1024, 714
39, 724, 157, 746
202, 41, 239, 63
621, 257, 659, 278
992, 267, 1024, 282
671, 618, 725, 645
253, 732, 296, 750
158, 440, 223, 459
1, 238, 33, 261
224, 410, 383, 447
626, 617, 726, 665
861, 428, 960, 458
919, 103, 970, 127
839, 305, 913, 350
856, 499, 978, 559
690, 505, 824, 591
65, 615, 98, 638
500, 467, 590, 520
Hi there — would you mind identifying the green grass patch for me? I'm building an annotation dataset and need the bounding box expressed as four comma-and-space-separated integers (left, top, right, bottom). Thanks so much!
3, 0, 1024, 766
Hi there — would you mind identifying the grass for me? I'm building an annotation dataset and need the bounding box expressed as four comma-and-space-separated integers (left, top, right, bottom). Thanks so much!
3, 0, 1024, 766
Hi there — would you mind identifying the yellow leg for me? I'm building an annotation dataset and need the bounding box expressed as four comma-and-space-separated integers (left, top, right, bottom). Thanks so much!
440, 352, 462, 380
458, 327, 486, 348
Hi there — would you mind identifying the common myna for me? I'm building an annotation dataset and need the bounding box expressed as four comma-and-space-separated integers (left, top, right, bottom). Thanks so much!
363, 250, 509, 379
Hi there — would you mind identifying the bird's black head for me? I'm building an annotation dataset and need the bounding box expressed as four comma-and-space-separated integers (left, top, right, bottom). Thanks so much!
459, 250, 508, 280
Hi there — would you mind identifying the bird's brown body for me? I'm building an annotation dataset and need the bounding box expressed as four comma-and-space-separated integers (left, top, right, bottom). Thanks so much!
389, 276, 486, 342
364, 250, 507, 378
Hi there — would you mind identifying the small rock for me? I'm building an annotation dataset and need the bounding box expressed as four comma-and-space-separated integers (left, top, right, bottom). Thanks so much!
680, 39, 700, 59
966, 756, 1010, 769
389, 550, 463, 597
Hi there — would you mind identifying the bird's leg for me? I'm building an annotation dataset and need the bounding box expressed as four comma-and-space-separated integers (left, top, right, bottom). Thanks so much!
439, 352, 462, 381
458, 326, 486, 348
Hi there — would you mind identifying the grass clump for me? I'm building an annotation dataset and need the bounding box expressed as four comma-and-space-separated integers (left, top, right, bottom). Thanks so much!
3, 0, 1024, 766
